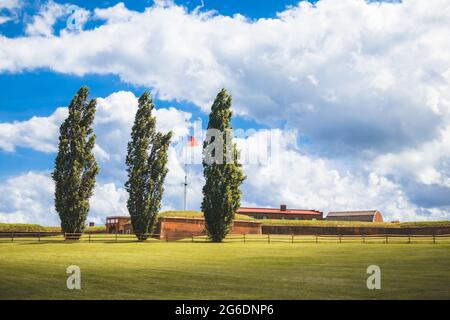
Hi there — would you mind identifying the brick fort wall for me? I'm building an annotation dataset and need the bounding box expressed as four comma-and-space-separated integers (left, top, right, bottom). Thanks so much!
159, 217, 261, 241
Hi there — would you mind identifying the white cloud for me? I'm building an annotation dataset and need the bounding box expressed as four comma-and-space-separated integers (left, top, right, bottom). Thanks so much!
238, 130, 437, 222
373, 125, 450, 186
0, 0, 20, 10
0, 107, 67, 152
94, 2, 136, 24
0, 172, 56, 225
93, 91, 191, 182
0, 0, 21, 25
90, 182, 128, 223
0, 171, 132, 226
25, 1, 66, 36
1, 0, 449, 156
0, 16, 9, 24
3, 128, 449, 226
25, 1, 90, 37
1, 0, 450, 223
0, 90, 191, 155
0, 91, 196, 225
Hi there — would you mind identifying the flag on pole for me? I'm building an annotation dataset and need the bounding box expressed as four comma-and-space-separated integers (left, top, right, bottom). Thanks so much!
183, 136, 198, 211
187, 135, 198, 147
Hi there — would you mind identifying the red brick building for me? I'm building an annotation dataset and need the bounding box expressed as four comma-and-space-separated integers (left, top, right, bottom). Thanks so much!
238, 205, 323, 220
105, 216, 130, 234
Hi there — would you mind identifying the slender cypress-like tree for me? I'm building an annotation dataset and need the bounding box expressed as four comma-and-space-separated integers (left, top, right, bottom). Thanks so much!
125, 92, 172, 240
202, 89, 245, 242
52, 86, 99, 237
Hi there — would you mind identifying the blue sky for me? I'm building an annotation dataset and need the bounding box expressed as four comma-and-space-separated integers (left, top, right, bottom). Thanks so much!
0, 0, 286, 177
0, 0, 307, 37
1, 0, 450, 225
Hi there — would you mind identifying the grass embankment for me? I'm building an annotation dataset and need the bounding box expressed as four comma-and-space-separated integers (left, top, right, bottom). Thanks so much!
0, 224, 105, 233
0, 223, 60, 232
257, 219, 450, 227
159, 210, 254, 221
0, 242, 449, 299
84, 226, 106, 233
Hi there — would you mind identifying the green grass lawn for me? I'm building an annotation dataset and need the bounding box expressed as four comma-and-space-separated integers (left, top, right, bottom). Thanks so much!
1, 241, 449, 300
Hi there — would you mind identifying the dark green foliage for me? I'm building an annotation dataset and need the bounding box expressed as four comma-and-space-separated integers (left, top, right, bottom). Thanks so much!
125, 92, 172, 240
52, 87, 99, 234
202, 89, 246, 242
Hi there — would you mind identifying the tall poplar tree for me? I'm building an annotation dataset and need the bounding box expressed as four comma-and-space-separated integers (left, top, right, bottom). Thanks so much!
125, 92, 172, 240
202, 89, 245, 242
52, 86, 99, 236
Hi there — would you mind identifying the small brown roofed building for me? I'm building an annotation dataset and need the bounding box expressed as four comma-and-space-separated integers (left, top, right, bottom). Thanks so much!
238, 205, 323, 220
326, 210, 383, 222
105, 216, 131, 234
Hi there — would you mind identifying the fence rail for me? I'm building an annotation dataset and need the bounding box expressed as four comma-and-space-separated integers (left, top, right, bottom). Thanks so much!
1, 232, 450, 244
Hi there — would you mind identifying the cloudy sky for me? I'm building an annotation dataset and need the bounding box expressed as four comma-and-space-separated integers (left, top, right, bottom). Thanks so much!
1, 0, 450, 225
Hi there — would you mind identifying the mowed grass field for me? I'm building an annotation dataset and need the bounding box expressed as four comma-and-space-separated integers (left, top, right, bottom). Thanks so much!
0, 241, 449, 300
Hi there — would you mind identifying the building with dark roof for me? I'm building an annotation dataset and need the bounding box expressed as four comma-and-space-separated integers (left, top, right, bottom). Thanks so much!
326, 210, 383, 222
238, 205, 323, 220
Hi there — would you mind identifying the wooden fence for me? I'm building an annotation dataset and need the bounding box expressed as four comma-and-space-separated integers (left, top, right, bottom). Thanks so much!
1, 232, 450, 244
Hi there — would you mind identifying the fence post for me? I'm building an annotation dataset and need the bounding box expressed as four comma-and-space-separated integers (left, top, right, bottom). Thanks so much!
408, 234, 411, 244
385, 235, 388, 244
433, 234, 436, 244
38, 232, 41, 243
192, 234, 194, 243
11, 232, 13, 243
243, 234, 246, 244
362, 234, 365, 244
291, 234, 294, 244
115, 230, 118, 242
268, 234, 270, 244
315, 234, 318, 244
89, 232, 91, 243
339, 234, 342, 244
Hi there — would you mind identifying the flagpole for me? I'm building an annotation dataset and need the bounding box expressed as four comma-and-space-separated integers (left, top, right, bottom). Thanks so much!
183, 138, 188, 211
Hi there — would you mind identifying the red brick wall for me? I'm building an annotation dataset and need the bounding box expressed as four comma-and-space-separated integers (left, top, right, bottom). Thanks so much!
159, 217, 262, 241
232, 220, 262, 234
159, 217, 205, 240
106, 217, 130, 233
